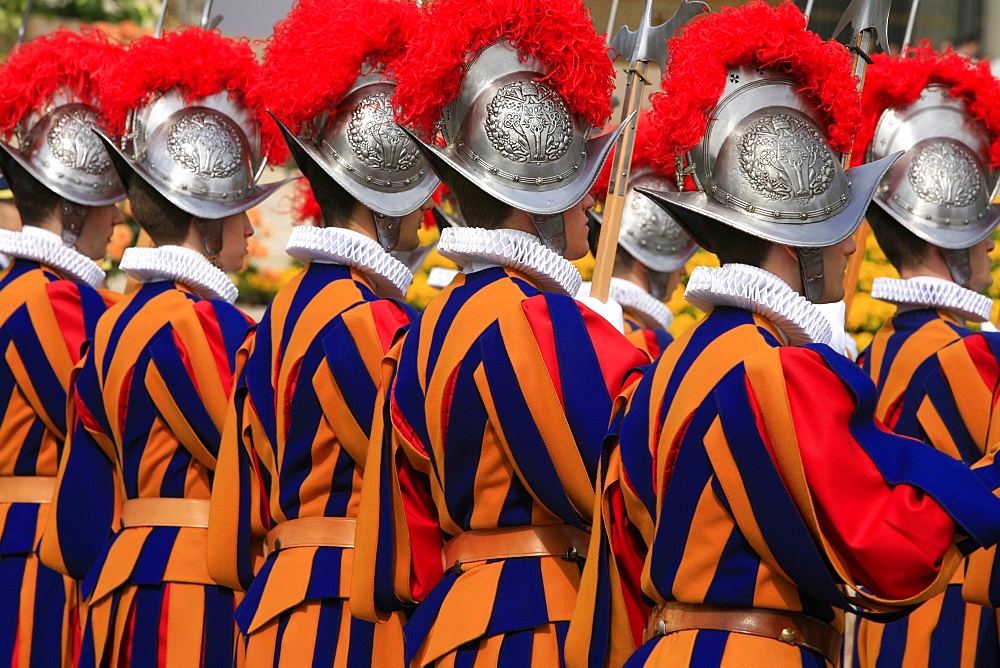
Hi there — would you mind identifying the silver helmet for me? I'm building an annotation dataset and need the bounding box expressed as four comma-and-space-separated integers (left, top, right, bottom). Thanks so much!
98, 89, 292, 220
275, 71, 438, 250
406, 41, 625, 254
869, 84, 999, 254
0, 88, 124, 207
639, 64, 898, 251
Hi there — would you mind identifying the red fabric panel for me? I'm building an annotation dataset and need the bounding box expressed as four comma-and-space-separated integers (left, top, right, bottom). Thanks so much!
46, 281, 86, 362
770, 348, 956, 600
609, 473, 650, 648
396, 453, 444, 602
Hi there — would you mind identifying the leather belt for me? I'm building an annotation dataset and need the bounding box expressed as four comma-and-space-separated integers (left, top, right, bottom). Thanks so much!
120, 498, 210, 529
0, 476, 56, 504
644, 601, 841, 665
264, 517, 356, 558
442, 525, 589, 571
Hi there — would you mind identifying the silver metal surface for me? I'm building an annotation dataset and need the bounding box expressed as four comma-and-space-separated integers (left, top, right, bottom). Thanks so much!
832, 0, 892, 55
610, 0, 708, 69
0, 92, 124, 206
869, 84, 999, 249
279, 73, 438, 219
102, 88, 292, 219
621, 171, 696, 272
417, 41, 622, 218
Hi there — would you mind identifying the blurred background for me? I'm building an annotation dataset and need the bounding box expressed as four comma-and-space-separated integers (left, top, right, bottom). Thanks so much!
0, 0, 997, 345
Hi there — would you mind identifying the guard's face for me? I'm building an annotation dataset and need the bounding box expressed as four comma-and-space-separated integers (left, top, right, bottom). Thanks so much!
392, 197, 434, 253
562, 194, 595, 261
818, 235, 857, 304
965, 236, 995, 292
77, 203, 124, 262
216, 212, 253, 273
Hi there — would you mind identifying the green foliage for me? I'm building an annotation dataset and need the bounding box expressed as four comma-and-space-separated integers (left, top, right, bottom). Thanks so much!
1, 0, 160, 54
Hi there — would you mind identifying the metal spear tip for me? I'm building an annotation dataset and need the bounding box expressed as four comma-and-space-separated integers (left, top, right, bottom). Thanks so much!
832, 0, 892, 55
610, 0, 709, 69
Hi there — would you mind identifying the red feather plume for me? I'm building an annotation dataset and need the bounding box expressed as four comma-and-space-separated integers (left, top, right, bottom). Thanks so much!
263, 0, 419, 130
392, 0, 614, 138
290, 179, 322, 226
590, 112, 678, 199
649, 0, 861, 166
0, 28, 124, 139
97, 28, 286, 164
852, 45, 1000, 168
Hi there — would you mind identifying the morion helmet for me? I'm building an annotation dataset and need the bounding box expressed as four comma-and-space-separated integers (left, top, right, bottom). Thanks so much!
0, 29, 126, 208
263, 0, 438, 251
96, 28, 291, 221
853, 46, 1000, 286
590, 115, 697, 277
390, 0, 622, 254
637, 1, 900, 302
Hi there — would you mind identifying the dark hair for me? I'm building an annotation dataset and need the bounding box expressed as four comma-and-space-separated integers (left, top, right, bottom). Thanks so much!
1, 159, 60, 226
304, 161, 361, 227
866, 202, 929, 271
449, 173, 513, 230
127, 177, 192, 245
698, 217, 774, 266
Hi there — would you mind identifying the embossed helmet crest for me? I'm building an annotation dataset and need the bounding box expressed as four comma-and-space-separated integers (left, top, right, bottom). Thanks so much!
857, 47, 1000, 252
638, 1, 899, 250
591, 117, 697, 272
263, 0, 437, 249
95, 28, 292, 220
391, 0, 620, 251
0, 30, 126, 206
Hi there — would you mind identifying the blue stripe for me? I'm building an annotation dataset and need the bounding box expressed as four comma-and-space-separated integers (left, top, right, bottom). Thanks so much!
322, 314, 377, 439
874, 310, 943, 389
811, 344, 1000, 547
547, 292, 613, 477
7, 306, 66, 432
130, 585, 163, 666
246, 307, 277, 448
0, 259, 40, 288
205, 299, 253, 368
496, 625, 534, 665
393, 324, 432, 469
617, 364, 657, 517
486, 558, 550, 636
0, 503, 39, 556
13, 420, 45, 476
0, 556, 26, 661
103, 282, 172, 376
311, 598, 343, 668
648, 400, 717, 599
442, 335, 487, 530
346, 603, 376, 668
132, 527, 179, 585
690, 629, 729, 666
704, 525, 762, 604
479, 323, 584, 529
29, 561, 67, 666
714, 362, 847, 612
203, 585, 235, 667
403, 572, 457, 665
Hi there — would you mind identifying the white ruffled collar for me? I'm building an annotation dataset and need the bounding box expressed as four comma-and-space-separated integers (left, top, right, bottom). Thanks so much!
437, 227, 582, 296
871, 276, 992, 323
284, 225, 412, 299
119, 245, 239, 304
684, 263, 833, 346
0, 226, 105, 288
604, 277, 674, 331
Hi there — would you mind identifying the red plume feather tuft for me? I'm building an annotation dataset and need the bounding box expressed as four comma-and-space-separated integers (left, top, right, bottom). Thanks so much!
98, 28, 287, 164
290, 179, 322, 226
263, 0, 419, 130
852, 45, 1000, 168
391, 0, 614, 138
649, 0, 861, 164
0, 28, 124, 139
590, 113, 678, 199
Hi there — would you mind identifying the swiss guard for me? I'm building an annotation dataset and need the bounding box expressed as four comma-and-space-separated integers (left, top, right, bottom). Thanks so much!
568, 3, 1000, 666
206, 0, 435, 663
0, 28, 125, 668
582, 115, 698, 357
39, 28, 289, 667
349, 0, 649, 663
851, 46, 1000, 667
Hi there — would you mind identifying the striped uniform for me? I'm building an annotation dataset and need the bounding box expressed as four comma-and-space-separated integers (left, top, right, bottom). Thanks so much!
0, 258, 116, 667
208, 263, 414, 665
39, 281, 252, 667
856, 309, 1000, 667
353, 266, 649, 666
569, 306, 1000, 667
623, 312, 672, 360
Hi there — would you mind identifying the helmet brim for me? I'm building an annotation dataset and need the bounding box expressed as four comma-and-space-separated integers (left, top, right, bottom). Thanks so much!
0, 140, 125, 207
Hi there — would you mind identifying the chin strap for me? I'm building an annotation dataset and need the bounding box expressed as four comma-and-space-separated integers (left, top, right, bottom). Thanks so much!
941, 247, 972, 287
195, 218, 224, 266
531, 212, 567, 255
796, 247, 825, 303
59, 200, 88, 247
373, 211, 401, 251
646, 268, 671, 301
